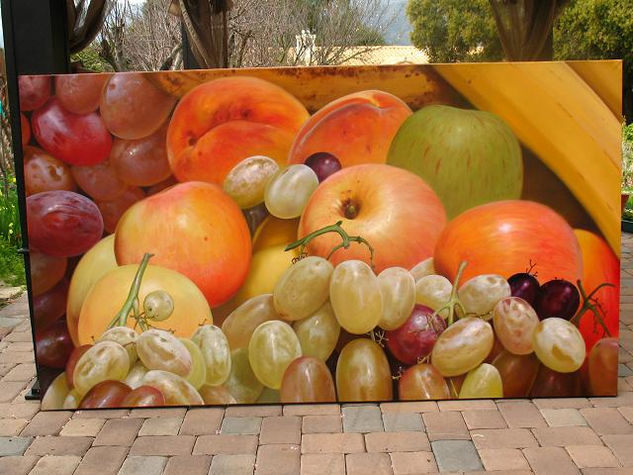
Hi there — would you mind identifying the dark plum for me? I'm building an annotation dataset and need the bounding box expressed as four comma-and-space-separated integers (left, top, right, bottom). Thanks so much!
386, 304, 446, 365
534, 279, 580, 320
508, 272, 540, 306
304, 152, 342, 182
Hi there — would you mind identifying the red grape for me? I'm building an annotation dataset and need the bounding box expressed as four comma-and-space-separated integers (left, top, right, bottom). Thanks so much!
33, 278, 68, 330
71, 160, 127, 201
96, 186, 145, 234
55, 73, 108, 114
19, 76, 50, 111
508, 272, 540, 306
386, 304, 446, 365
398, 363, 450, 400
31, 98, 112, 166
110, 123, 172, 187
492, 351, 540, 397
588, 337, 618, 396
21, 113, 31, 146
30, 251, 67, 296
79, 380, 132, 408
529, 365, 581, 397
66, 344, 92, 389
27, 190, 104, 257
24, 146, 76, 196
35, 320, 73, 368
535, 279, 580, 320
121, 385, 166, 407
100, 73, 175, 139
304, 152, 342, 182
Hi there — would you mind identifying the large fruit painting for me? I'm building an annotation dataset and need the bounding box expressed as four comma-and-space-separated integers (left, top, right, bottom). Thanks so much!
18, 62, 622, 410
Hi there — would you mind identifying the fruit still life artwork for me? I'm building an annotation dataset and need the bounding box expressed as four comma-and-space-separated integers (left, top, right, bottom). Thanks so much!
18, 61, 622, 410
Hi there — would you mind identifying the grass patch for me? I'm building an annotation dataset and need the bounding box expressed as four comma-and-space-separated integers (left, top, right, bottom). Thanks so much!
0, 238, 25, 287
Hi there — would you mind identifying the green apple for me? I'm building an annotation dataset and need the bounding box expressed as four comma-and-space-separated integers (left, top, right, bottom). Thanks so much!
387, 105, 523, 218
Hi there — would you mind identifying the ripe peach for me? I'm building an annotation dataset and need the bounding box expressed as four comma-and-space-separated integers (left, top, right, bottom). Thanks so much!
288, 90, 412, 168
167, 77, 309, 184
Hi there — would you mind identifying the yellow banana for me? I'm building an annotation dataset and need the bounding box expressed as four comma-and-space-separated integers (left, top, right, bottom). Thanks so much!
567, 60, 622, 119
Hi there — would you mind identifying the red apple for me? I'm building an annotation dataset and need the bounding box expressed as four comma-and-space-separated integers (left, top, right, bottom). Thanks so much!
298, 164, 447, 273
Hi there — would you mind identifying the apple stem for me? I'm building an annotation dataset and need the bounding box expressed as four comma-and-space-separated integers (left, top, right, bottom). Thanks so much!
285, 221, 376, 270
432, 261, 468, 326
570, 280, 614, 337
108, 253, 154, 329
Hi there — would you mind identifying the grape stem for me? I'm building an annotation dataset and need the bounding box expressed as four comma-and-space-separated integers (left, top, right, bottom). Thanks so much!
285, 221, 376, 270
570, 280, 614, 337
108, 253, 154, 329
431, 261, 469, 326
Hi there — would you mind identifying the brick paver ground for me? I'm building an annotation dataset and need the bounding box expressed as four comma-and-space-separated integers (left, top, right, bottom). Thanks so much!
0, 233, 632, 474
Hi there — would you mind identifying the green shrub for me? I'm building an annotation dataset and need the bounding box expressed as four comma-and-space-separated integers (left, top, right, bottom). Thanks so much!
0, 238, 25, 287
0, 177, 22, 247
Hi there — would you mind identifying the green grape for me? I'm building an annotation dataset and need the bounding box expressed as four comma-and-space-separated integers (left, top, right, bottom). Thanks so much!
281, 356, 336, 403
225, 348, 263, 403
73, 341, 130, 395
330, 260, 383, 335
191, 325, 231, 386
41, 372, 69, 410
124, 361, 149, 390
180, 338, 207, 390
415, 274, 452, 319
257, 387, 281, 403
410, 257, 435, 282
136, 329, 192, 377
532, 317, 586, 373
248, 320, 302, 389
459, 363, 503, 399
336, 338, 392, 402
63, 389, 82, 409
142, 370, 204, 406
293, 302, 340, 361
458, 274, 511, 318
377, 267, 416, 330
198, 384, 237, 405
143, 290, 174, 321
431, 317, 494, 377
97, 326, 139, 369
492, 297, 539, 355
223, 155, 280, 209
273, 256, 333, 321
398, 363, 450, 400
264, 164, 319, 218
222, 294, 282, 349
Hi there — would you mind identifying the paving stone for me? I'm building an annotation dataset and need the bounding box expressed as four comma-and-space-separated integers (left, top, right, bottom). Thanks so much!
389, 451, 437, 474
138, 417, 183, 436
209, 454, 256, 475
73, 446, 129, 475
533, 398, 591, 409
129, 435, 195, 456
342, 405, 384, 433
541, 408, 588, 427
302, 415, 342, 433
602, 434, 633, 466
59, 418, 105, 437
477, 448, 531, 471
345, 452, 393, 475
193, 434, 258, 455
127, 408, 186, 419
566, 445, 620, 468
0, 402, 40, 419
282, 404, 340, 416
0, 436, 32, 456
523, 446, 581, 474
532, 426, 603, 447
437, 400, 497, 411
431, 440, 483, 472
2, 363, 36, 381
259, 416, 301, 444
29, 455, 81, 475
118, 455, 168, 475
470, 428, 538, 449
220, 416, 262, 435
619, 406, 633, 424
225, 405, 281, 417
255, 444, 300, 475
300, 453, 345, 475
93, 418, 143, 446
422, 411, 469, 440
179, 407, 224, 435
163, 455, 212, 475
301, 433, 365, 454
0, 418, 28, 435
590, 391, 633, 408
0, 380, 29, 402
365, 431, 430, 452
498, 401, 547, 428
379, 401, 438, 413
24, 436, 92, 456
0, 455, 38, 475
580, 407, 633, 435
462, 409, 507, 429
581, 469, 633, 475
382, 412, 424, 432
73, 409, 129, 419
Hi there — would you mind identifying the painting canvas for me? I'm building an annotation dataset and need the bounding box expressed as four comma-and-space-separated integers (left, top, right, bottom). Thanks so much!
16, 61, 621, 410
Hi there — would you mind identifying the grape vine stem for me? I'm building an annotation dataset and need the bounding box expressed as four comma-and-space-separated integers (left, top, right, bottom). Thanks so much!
432, 260, 469, 326
570, 280, 614, 336
108, 253, 153, 329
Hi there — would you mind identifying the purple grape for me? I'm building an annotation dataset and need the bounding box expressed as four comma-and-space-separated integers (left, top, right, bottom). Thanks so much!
304, 152, 342, 182
508, 272, 540, 306
534, 279, 580, 320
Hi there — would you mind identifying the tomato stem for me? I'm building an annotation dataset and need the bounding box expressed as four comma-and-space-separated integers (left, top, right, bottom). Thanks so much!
570, 280, 614, 337
285, 221, 376, 270
108, 253, 154, 329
